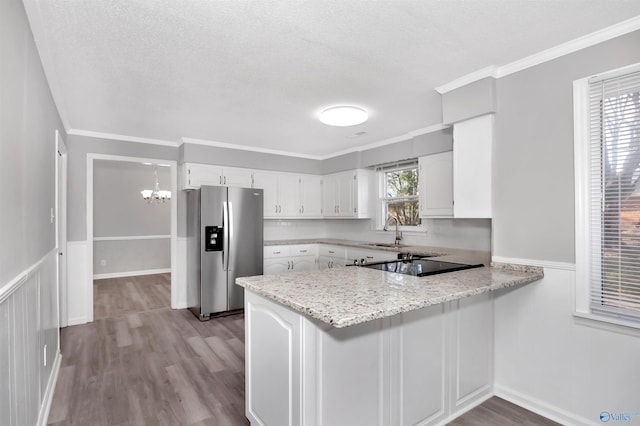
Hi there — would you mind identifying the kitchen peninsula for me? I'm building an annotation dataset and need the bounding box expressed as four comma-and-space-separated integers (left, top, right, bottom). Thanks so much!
236, 256, 543, 426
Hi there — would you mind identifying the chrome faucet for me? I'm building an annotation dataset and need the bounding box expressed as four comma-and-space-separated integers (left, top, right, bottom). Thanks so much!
383, 216, 403, 246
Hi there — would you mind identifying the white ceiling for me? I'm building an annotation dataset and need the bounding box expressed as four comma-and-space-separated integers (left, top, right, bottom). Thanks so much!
25, 0, 640, 158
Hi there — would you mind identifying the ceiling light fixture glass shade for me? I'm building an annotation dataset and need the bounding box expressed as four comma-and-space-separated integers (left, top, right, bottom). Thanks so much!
319, 106, 368, 126
141, 167, 171, 203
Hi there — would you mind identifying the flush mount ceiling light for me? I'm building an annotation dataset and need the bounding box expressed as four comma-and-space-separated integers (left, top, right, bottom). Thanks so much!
319, 106, 368, 127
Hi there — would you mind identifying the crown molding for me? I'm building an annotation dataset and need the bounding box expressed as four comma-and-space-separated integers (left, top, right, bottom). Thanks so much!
67, 129, 180, 147
181, 123, 450, 161
69, 125, 451, 160
435, 66, 498, 94
435, 14, 640, 94
321, 123, 450, 160
180, 137, 323, 160
408, 123, 451, 137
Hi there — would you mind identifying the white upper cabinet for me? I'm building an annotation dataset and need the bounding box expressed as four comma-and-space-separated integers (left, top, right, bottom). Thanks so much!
278, 173, 301, 217
453, 114, 493, 218
180, 163, 253, 190
253, 171, 323, 219
419, 151, 454, 218
253, 171, 281, 216
322, 169, 372, 218
299, 174, 323, 218
222, 166, 255, 188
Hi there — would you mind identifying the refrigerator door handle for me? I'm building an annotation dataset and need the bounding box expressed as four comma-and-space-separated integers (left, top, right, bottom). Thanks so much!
227, 201, 234, 271
223, 201, 230, 271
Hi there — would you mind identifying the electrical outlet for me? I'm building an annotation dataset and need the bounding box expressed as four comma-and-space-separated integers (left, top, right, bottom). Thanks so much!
100, 259, 107, 266
43, 344, 47, 367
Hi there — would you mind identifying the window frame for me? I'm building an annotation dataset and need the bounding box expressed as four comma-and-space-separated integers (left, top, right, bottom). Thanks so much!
574, 63, 640, 329
377, 162, 423, 231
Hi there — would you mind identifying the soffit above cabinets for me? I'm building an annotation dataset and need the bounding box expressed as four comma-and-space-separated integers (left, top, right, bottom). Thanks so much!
23, 0, 640, 158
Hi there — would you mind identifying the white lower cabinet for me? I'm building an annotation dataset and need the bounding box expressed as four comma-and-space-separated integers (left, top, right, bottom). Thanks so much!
245, 291, 494, 426
290, 255, 317, 272
393, 304, 447, 425
264, 258, 290, 275
317, 245, 346, 269
346, 247, 398, 266
263, 245, 319, 275
451, 292, 493, 412
246, 293, 302, 426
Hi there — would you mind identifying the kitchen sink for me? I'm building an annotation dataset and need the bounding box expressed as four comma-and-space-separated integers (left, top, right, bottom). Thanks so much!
362, 242, 407, 248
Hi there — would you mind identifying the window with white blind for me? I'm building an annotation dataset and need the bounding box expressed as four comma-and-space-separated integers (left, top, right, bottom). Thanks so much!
575, 64, 640, 325
377, 161, 421, 228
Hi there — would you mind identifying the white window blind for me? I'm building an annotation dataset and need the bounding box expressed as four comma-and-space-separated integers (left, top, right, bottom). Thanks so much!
589, 69, 640, 322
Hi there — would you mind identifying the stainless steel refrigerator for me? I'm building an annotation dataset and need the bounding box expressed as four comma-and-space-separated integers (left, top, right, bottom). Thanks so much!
186, 185, 263, 320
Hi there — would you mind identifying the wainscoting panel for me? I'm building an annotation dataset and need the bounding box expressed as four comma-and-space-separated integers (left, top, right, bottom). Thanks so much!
175, 236, 188, 309
67, 240, 91, 325
0, 248, 61, 426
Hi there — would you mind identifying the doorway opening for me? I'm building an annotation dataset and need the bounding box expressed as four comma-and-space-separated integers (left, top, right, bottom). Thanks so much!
86, 154, 178, 323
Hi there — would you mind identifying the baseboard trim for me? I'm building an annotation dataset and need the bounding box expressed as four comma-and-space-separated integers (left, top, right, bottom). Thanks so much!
93, 268, 171, 280
67, 316, 88, 326
38, 350, 62, 426
494, 384, 597, 426
435, 392, 494, 426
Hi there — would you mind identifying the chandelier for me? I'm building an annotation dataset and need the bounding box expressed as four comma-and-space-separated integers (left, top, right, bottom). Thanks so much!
141, 167, 171, 203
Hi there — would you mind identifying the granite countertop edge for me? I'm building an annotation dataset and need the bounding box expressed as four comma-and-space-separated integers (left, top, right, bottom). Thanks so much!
238, 264, 544, 328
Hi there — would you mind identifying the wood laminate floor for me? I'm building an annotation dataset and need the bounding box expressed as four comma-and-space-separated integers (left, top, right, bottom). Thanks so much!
448, 397, 560, 425
93, 273, 171, 320
48, 274, 557, 425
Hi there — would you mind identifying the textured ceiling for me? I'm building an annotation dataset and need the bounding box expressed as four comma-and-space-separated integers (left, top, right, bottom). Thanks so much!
25, 0, 640, 157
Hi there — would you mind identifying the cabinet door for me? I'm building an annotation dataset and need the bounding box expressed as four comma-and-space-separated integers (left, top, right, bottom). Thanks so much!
278, 173, 301, 217
318, 255, 344, 269
185, 163, 224, 188
453, 115, 492, 218
245, 292, 302, 426
336, 171, 355, 217
321, 174, 337, 217
397, 304, 447, 425
419, 152, 453, 218
291, 255, 317, 272
299, 174, 323, 218
253, 171, 280, 217
222, 166, 253, 188
264, 258, 290, 275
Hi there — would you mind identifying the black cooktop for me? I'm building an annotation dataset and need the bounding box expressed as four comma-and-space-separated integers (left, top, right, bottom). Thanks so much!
361, 258, 483, 277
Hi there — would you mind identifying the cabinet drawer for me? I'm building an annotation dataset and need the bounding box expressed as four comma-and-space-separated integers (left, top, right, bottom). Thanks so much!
263, 246, 291, 258
289, 244, 317, 257
318, 245, 345, 258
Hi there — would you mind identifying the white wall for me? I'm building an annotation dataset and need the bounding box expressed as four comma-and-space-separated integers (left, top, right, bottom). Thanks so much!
486, 29, 640, 425
494, 267, 640, 425
0, 0, 64, 423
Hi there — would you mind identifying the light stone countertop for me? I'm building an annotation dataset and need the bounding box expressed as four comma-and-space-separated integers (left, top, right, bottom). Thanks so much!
236, 262, 543, 328
264, 238, 491, 265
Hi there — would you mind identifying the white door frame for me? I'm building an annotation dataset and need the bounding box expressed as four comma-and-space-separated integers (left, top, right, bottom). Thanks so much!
55, 130, 67, 329
86, 153, 179, 323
